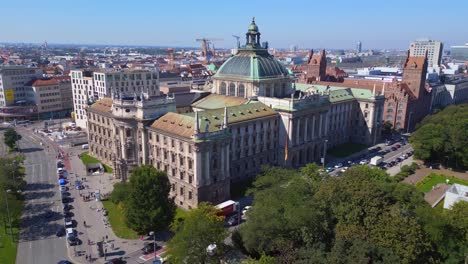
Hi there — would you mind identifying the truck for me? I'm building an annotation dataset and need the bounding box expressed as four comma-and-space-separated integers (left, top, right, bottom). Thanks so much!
215, 200, 239, 218
370, 156, 383, 166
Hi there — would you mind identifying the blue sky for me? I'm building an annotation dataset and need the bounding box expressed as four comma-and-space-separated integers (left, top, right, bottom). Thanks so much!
1, 0, 466, 49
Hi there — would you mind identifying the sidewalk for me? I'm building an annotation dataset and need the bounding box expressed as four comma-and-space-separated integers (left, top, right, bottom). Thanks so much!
17, 125, 149, 263
66, 149, 144, 263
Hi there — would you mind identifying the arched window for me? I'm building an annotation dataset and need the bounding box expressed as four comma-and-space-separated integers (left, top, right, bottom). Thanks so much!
238, 84, 245, 98
229, 83, 236, 96
387, 102, 394, 107
387, 108, 394, 113
395, 122, 401, 129
386, 115, 393, 121
220, 82, 227, 95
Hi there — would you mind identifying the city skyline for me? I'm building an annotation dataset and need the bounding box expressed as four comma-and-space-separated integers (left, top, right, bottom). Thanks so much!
1, 0, 466, 49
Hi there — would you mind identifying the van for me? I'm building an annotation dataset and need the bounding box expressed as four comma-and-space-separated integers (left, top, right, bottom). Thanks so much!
82, 144, 89, 149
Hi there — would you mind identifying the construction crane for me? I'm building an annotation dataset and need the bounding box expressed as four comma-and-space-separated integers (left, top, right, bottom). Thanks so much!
232, 35, 240, 48
195, 38, 223, 62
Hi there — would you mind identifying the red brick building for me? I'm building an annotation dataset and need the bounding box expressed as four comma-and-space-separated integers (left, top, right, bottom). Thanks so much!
296, 51, 431, 131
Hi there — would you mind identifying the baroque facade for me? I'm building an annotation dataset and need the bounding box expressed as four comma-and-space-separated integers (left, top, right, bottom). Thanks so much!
87, 19, 384, 209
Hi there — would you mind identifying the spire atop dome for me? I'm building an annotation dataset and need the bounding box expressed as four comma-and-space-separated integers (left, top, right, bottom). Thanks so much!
245, 17, 261, 49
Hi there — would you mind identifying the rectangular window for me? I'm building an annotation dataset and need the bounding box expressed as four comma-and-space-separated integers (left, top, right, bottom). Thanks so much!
188, 191, 192, 200
180, 187, 184, 195
189, 175, 193, 184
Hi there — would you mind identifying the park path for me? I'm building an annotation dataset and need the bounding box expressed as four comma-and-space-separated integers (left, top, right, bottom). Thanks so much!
404, 164, 468, 185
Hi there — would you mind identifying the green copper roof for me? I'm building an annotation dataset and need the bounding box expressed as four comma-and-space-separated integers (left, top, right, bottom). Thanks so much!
215, 50, 289, 81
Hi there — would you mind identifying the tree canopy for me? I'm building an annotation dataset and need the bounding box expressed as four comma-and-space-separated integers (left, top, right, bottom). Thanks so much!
166, 203, 227, 264
410, 104, 468, 168
238, 164, 468, 263
3, 128, 22, 150
124, 165, 175, 234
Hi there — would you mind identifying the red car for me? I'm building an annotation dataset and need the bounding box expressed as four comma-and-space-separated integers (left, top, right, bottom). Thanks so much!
395, 144, 401, 148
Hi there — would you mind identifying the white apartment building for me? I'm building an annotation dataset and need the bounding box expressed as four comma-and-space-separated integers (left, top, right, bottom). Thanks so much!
0, 66, 43, 107
410, 39, 443, 67
71, 69, 161, 129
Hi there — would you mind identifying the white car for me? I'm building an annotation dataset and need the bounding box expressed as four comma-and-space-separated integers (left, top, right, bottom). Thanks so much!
65, 217, 73, 228
57, 168, 65, 174
334, 163, 343, 169
359, 160, 368, 165
242, 206, 252, 216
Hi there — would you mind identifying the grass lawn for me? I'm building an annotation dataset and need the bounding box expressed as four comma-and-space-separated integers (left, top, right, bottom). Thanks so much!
0, 194, 24, 264
415, 173, 468, 193
79, 152, 113, 173
102, 200, 138, 239
328, 142, 368, 158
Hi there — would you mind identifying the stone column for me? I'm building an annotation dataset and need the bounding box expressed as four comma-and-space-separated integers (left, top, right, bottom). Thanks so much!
204, 150, 210, 185
194, 146, 203, 186
312, 115, 316, 140
295, 118, 300, 145
319, 114, 323, 138
304, 118, 309, 142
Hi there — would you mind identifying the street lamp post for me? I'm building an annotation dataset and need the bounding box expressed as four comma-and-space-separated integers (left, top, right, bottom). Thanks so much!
149, 231, 156, 258
3, 189, 14, 241
322, 139, 328, 169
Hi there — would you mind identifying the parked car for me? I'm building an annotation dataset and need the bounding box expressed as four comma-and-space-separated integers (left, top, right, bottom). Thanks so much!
60, 185, 67, 193
63, 204, 71, 212
334, 163, 343, 169
66, 228, 77, 245
65, 217, 73, 228
142, 242, 158, 254
395, 144, 401, 148
359, 159, 368, 165
75, 180, 83, 190
242, 206, 252, 216
325, 167, 334, 173
227, 214, 240, 226
391, 146, 397, 151
57, 168, 64, 174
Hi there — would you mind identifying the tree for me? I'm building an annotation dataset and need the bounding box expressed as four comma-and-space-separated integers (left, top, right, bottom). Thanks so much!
239, 165, 450, 263
110, 182, 130, 204
410, 104, 468, 168
124, 165, 175, 234
3, 128, 21, 150
166, 203, 227, 264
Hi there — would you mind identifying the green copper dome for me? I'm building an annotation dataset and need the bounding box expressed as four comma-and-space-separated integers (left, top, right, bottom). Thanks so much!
248, 17, 258, 32
215, 50, 289, 80
214, 18, 288, 80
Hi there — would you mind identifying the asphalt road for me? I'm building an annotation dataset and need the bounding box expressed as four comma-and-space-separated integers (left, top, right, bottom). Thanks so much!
15, 131, 70, 264
329, 142, 413, 176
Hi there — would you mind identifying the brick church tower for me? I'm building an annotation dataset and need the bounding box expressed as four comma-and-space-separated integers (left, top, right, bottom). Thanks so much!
306, 49, 327, 81
401, 50, 432, 130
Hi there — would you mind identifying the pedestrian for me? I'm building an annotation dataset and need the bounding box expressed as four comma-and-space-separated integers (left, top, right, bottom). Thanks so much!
105, 235, 108, 240
85, 255, 88, 261
111, 243, 114, 250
